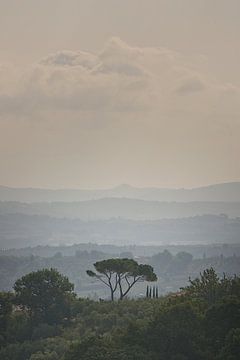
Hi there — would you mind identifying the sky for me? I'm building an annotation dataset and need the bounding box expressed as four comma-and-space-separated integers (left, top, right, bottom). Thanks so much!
0, 0, 240, 189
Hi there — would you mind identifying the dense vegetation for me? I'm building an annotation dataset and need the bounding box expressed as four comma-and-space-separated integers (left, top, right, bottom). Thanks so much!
0, 267, 240, 359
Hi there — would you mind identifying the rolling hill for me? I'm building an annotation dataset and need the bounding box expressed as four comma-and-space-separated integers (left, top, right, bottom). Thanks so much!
0, 182, 240, 202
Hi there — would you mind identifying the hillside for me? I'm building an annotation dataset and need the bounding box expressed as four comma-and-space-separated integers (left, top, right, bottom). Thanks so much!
1, 198, 240, 221
1, 182, 240, 202
0, 213, 240, 249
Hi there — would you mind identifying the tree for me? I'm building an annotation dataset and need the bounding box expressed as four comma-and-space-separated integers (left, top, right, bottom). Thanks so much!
65, 336, 152, 360
14, 268, 75, 324
172, 252, 193, 273
0, 292, 13, 328
30, 351, 58, 360
204, 298, 240, 352
150, 249, 173, 274
143, 303, 204, 360
0, 292, 14, 345
87, 258, 157, 300
218, 328, 240, 360
182, 267, 221, 304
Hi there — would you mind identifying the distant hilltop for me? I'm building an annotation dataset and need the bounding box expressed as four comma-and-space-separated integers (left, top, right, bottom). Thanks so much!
0, 182, 240, 203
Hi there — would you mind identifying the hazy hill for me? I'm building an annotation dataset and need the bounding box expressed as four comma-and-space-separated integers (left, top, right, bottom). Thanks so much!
0, 182, 240, 202
0, 213, 240, 249
0, 198, 240, 220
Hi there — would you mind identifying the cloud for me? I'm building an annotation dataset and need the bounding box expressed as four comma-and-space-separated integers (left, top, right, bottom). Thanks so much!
0, 37, 239, 120
40, 50, 98, 69
0, 38, 240, 189
176, 76, 206, 95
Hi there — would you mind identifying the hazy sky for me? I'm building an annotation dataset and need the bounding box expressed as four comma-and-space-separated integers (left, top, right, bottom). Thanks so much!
0, 0, 240, 189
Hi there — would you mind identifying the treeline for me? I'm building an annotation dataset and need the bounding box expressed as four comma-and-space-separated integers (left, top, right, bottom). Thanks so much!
149, 250, 240, 277
2, 242, 240, 259
0, 268, 240, 359
1, 250, 240, 296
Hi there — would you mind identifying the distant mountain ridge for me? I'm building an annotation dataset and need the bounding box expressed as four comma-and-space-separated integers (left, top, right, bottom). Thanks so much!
0, 182, 240, 203
0, 198, 240, 220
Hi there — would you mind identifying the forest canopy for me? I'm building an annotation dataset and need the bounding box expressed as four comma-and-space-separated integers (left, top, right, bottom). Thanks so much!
0, 267, 240, 359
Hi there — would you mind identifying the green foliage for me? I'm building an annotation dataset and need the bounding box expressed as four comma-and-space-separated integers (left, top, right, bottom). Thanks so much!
182, 267, 240, 305
32, 324, 61, 341
123, 302, 205, 360
217, 328, 240, 360
0, 337, 68, 360
0, 292, 14, 347
0, 292, 13, 318
30, 351, 59, 360
0, 268, 240, 360
6, 312, 32, 343
14, 268, 75, 324
0, 292, 13, 336
205, 298, 240, 351
65, 336, 154, 360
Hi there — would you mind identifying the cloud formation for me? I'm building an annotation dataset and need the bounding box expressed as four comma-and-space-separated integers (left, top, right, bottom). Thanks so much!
1, 37, 239, 119
0, 38, 240, 189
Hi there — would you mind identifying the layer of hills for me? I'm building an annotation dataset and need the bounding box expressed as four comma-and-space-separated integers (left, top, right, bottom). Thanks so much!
1, 182, 240, 249
0, 213, 239, 249
0, 198, 240, 220
1, 182, 240, 202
